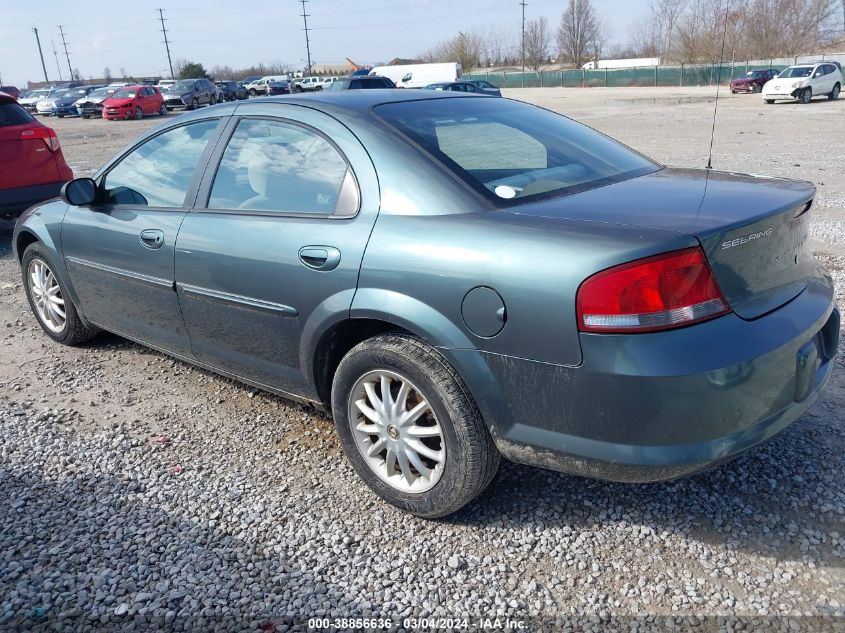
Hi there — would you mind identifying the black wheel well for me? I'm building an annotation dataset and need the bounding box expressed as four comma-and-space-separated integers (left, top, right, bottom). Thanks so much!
16, 231, 39, 263
313, 318, 413, 406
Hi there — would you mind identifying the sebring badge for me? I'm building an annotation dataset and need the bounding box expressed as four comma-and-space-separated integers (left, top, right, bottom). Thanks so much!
721, 227, 773, 250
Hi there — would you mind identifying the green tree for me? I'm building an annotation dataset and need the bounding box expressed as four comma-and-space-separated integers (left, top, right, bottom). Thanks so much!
178, 62, 209, 79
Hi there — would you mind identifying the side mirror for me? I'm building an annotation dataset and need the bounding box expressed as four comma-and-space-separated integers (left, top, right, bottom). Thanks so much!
61, 178, 97, 206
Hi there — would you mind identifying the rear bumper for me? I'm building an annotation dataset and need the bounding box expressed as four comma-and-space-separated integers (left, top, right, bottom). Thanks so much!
0, 183, 64, 219
452, 272, 838, 482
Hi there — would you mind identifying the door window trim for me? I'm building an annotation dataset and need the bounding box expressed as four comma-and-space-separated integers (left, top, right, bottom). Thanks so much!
194, 114, 362, 220
94, 117, 227, 212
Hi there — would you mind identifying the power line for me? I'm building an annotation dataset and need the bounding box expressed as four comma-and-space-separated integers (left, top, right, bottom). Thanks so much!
32, 28, 49, 83
158, 9, 175, 80
51, 40, 64, 82
58, 25, 72, 79
300, 0, 312, 75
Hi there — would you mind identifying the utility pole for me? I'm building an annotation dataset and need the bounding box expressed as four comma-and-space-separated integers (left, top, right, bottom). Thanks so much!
300, 0, 312, 76
32, 28, 49, 84
158, 9, 175, 80
58, 25, 73, 80
519, 0, 526, 87
51, 41, 64, 82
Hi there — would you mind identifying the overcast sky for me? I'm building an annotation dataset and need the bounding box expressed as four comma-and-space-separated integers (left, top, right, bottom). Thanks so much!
1, 0, 643, 87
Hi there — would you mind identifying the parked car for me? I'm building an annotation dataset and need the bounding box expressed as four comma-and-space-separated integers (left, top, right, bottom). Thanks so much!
0, 92, 72, 219
51, 85, 106, 117
436, 81, 501, 96
265, 80, 292, 96
241, 75, 263, 86
327, 75, 396, 90
12, 92, 838, 517
18, 89, 51, 113
245, 76, 289, 97
75, 86, 120, 118
163, 78, 217, 110
423, 82, 450, 90
730, 68, 778, 93
762, 61, 842, 103
156, 79, 176, 92
0, 86, 21, 99
35, 88, 72, 116
293, 76, 324, 93
215, 80, 247, 101
101, 86, 166, 120
466, 79, 501, 94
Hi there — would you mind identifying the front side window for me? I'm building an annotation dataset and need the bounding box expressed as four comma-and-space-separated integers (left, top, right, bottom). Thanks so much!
375, 97, 658, 204
208, 118, 358, 216
103, 119, 219, 207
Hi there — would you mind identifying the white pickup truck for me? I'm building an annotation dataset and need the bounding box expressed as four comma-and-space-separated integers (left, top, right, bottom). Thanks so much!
292, 76, 324, 93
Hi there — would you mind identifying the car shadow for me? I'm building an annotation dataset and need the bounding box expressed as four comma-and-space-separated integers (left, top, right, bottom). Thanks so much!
451, 404, 843, 567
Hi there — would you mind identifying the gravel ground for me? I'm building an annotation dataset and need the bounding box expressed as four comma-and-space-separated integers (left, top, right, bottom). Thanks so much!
0, 87, 843, 631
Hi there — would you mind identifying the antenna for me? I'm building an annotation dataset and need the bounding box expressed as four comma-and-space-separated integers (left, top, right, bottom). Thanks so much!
300, 0, 312, 76
705, 0, 730, 170
51, 40, 64, 82
158, 9, 175, 80
58, 25, 73, 80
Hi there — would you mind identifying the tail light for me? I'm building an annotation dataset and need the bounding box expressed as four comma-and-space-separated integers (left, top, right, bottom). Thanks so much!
20, 126, 60, 152
577, 246, 730, 333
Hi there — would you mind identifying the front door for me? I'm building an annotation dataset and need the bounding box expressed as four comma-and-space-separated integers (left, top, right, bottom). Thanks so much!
61, 118, 222, 355
175, 103, 380, 398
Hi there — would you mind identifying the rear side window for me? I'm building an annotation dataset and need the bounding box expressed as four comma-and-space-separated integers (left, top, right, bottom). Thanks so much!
208, 118, 358, 216
0, 102, 35, 126
103, 119, 219, 207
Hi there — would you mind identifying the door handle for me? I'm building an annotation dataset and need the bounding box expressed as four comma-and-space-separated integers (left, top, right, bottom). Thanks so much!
140, 229, 165, 250
298, 246, 341, 271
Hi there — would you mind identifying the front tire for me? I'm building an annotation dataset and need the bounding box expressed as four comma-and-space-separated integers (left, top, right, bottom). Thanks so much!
799, 87, 812, 104
764, 98, 775, 104
830, 83, 840, 100
332, 334, 499, 518
159, 102, 167, 116
22, 243, 99, 346
134, 106, 143, 120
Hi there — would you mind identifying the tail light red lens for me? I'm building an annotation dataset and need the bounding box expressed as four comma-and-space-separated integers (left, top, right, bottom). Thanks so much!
20, 126, 60, 152
577, 246, 731, 333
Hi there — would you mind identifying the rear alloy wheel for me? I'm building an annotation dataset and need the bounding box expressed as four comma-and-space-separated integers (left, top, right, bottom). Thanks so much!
830, 83, 840, 100
332, 334, 499, 518
22, 244, 99, 345
765, 99, 775, 104
799, 87, 812, 104
210, 95, 217, 105
134, 106, 143, 120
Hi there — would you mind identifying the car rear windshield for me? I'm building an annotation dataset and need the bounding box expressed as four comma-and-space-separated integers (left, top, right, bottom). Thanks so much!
0, 102, 36, 126
374, 97, 659, 204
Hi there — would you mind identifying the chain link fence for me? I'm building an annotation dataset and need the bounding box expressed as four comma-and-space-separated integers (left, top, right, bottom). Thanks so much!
464, 54, 845, 89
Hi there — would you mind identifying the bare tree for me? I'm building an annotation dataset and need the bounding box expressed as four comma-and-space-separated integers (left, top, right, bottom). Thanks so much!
103, 67, 112, 82
419, 29, 485, 71
652, 0, 687, 60
557, 0, 603, 67
524, 17, 551, 70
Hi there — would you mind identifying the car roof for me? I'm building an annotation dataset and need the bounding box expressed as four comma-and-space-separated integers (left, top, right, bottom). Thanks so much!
0, 92, 17, 104
247, 89, 485, 113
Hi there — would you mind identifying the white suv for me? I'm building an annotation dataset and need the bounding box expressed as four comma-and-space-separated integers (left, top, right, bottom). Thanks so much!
293, 76, 324, 93
762, 61, 842, 104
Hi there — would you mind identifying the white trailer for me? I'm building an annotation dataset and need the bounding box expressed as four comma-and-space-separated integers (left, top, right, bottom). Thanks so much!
582, 57, 661, 70
369, 63, 462, 88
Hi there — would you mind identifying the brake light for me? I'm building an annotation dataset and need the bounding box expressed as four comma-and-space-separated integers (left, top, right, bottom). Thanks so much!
576, 247, 730, 333
20, 126, 60, 152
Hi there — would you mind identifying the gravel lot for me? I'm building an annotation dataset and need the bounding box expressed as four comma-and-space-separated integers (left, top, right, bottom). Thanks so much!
1, 87, 843, 631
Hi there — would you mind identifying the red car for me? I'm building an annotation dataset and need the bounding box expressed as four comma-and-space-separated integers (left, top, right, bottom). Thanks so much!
102, 85, 166, 120
0, 86, 21, 99
0, 92, 73, 219
730, 68, 779, 93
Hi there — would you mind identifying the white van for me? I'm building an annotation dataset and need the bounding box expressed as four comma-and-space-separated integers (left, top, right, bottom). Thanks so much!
245, 75, 290, 96
368, 63, 461, 89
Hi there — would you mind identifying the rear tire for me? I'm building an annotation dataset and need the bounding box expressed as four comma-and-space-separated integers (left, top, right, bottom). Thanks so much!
799, 87, 812, 104
331, 334, 500, 518
764, 99, 775, 104
190, 98, 199, 110
830, 83, 840, 100
21, 243, 99, 346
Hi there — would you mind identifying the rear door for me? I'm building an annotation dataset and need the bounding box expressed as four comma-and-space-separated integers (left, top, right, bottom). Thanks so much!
0, 102, 59, 190
61, 117, 224, 355
175, 102, 380, 398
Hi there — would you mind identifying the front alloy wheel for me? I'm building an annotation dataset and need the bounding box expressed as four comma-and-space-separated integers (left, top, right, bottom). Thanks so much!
799, 87, 812, 104
28, 259, 66, 334
349, 370, 445, 493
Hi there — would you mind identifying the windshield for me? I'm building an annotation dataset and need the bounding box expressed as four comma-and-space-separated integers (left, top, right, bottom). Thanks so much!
28, 90, 50, 98
328, 80, 348, 91
171, 80, 195, 91
111, 89, 137, 99
88, 88, 114, 99
746, 70, 767, 78
47, 89, 69, 98
779, 66, 813, 78
69, 88, 89, 98
375, 98, 658, 204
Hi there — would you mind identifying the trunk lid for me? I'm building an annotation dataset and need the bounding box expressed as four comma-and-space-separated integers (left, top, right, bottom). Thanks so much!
505, 167, 816, 319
